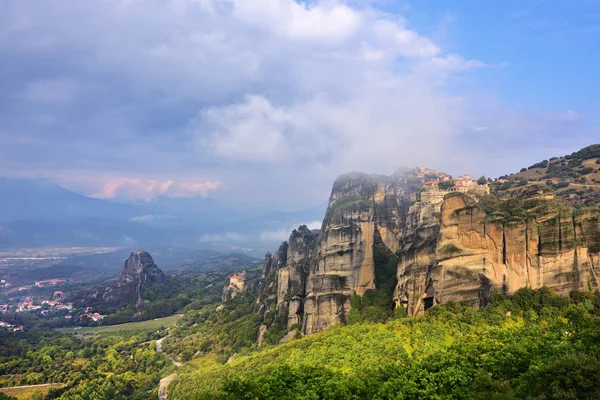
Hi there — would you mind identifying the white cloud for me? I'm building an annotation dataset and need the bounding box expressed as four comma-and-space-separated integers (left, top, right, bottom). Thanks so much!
260, 220, 323, 242
198, 232, 246, 242
1, 0, 590, 205
130, 214, 177, 222
91, 178, 222, 201
19, 78, 78, 104
231, 0, 362, 42
201, 95, 294, 162
371, 19, 439, 58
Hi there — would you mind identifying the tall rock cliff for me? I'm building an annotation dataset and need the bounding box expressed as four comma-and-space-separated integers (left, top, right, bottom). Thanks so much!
302, 172, 411, 334
395, 194, 600, 316
257, 145, 600, 335
71, 250, 166, 312
255, 226, 319, 335
256, 172, 416, 336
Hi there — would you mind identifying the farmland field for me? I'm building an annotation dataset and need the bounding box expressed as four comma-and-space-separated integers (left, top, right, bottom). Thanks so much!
0, 383, 64, 400
56, 314, 181, 334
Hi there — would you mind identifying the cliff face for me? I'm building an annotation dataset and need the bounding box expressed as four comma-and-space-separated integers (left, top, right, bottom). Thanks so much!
254, 242, 288, 317
254, 227, 318, 334
302, 172, 410, 334
72, 250, 166, 311
395, 193, 600, 316
257, 155, 600, 336
256, 173, 413, 335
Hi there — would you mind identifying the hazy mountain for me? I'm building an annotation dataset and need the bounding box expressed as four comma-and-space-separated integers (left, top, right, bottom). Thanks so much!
0, 178, 139, 222
0, 177, 326, 251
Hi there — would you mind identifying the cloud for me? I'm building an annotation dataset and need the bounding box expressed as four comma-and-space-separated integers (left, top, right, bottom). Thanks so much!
46, 174, 222, 201
130, 214, 177, 222
259, 220, 322, 242
232, 0, 363, 42
89, 178, 222, 201
198, 232, 246, 243
19, 78, 79, 104
0, 0, 594, 206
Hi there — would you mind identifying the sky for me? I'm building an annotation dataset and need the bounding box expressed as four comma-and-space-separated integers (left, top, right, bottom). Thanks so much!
1, 0, 599, 207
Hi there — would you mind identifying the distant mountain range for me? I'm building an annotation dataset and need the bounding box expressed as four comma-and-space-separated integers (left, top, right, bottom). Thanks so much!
0, 178, 326, 252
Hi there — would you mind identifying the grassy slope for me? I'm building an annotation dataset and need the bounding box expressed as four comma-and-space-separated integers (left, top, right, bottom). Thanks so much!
170, 293, 600, 399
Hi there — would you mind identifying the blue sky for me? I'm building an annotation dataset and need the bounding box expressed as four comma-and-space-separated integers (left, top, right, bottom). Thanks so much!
406, 0, 600, 112
0, 0, 598, 206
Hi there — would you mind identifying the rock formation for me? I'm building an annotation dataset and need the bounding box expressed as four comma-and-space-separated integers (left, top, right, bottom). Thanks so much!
395, 193, 600, 316
222, 271, 247, 302
256, 172, 416, 335
71, 250, 166, 312
302, 172, 410, 334
256, 149, 600, 336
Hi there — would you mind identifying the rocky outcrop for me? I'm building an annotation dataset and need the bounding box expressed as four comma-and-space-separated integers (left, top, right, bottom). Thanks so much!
257, 159, 600, 336
254, 226, 319, 335
302, 173, 411, 334
395, 193, 600, 316
71, 250, 166, 312
254, 242, 288, 317
276, 226, 318, 328
256, 173, 414, 336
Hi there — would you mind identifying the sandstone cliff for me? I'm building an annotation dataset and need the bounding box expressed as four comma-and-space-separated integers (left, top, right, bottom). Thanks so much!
256, 172, 416, 336
255, 226, 319, 337
257, 148, 600, 336
302, 172, 411, 334
395, 193, 600, 316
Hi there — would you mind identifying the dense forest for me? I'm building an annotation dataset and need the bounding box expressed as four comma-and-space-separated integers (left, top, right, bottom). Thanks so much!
0, 329, 172, 399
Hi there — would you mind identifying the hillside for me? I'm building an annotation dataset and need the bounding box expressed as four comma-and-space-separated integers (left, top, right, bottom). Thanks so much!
170, 288, 600, 399
491, 144, 600, 205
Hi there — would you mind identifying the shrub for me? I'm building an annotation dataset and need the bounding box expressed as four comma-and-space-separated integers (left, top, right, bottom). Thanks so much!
528, 160, 548, 169
569, 158, 583, 168
581, 167, 594, 174
438, 181, 455, 190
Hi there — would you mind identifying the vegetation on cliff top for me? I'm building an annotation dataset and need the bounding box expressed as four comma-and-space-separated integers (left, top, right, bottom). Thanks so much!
491, 143, 600, 206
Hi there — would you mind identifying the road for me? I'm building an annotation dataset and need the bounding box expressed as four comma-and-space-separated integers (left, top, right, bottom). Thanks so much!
156, 335, 181, 400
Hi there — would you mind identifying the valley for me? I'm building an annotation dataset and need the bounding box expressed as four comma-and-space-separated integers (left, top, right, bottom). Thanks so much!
2, 145, 600, 399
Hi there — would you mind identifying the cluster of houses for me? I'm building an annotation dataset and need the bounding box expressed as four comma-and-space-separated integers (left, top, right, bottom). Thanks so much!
15, 292, 73, 315
35, 279, 67, 287
17, 297, 41, 312
0, 279, 10, 288
0, 321, 23, 332
81, 307, 105, 322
